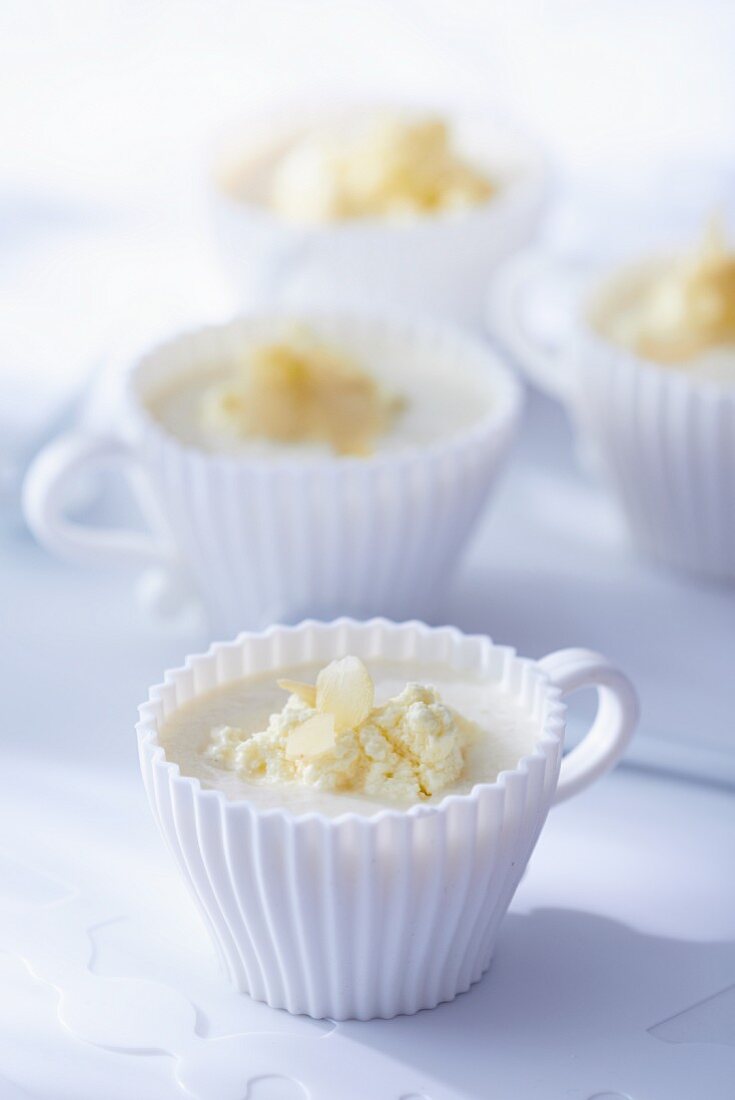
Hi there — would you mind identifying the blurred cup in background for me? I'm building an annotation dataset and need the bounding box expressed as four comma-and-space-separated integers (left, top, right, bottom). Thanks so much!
22, 310, 523, 633
209, 104, 549, 326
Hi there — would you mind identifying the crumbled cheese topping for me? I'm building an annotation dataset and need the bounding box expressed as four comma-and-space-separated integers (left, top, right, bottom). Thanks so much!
607, 219, 735, 365
270, 114, 494, 224
205, 656, 473, 802
202, 325, 403, 456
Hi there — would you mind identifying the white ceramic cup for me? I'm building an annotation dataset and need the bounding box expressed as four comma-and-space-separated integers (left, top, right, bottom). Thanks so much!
487, 248, 735, 582
23, 312, 523, 633
137, 618, 639, 1020
209, 107, 548, 325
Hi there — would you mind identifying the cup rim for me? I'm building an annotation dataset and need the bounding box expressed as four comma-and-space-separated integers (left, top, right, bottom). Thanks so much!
136, 617, 566, 827
209, 101, 549, 238
126, 308, 525, 471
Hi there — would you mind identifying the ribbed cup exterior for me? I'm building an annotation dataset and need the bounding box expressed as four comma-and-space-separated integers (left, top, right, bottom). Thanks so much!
130, 313, 522, 633
573, 331, 735, 581
137, 619, 565, 1020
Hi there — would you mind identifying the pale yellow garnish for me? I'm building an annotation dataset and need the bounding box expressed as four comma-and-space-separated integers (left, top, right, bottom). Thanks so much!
203, 325, 403, 456
207, 657, 475, 802
285, 713, 336, 759
278, 656, 374, 731
270, 113, 494, 224
315, 655, 375, 733
277, 678, 317, 707
628, 218, 735, 364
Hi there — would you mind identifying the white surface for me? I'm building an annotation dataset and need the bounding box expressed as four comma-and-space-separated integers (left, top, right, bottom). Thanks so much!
1, 761, 734, 1100
3, 387, 735, 1097
1, 574, 734, 1098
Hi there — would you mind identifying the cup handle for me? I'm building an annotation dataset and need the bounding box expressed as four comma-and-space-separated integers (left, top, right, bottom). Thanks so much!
22, 431, 174, 568
486, 248, 577, 399
538, 648, 639, 804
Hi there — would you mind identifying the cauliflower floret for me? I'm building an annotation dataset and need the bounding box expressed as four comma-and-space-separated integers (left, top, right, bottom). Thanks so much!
205, 658, 474, 803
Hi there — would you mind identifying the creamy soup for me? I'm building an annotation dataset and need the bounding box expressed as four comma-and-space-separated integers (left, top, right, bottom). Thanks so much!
160, 659, 541, 818
143, 325, 495, 457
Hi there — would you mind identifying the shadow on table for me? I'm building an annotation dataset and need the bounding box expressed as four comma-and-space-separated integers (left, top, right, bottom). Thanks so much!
339, 907, 735, 1100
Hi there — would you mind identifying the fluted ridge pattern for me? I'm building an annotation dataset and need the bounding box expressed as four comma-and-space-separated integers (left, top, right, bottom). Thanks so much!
137, 620, 565, 1020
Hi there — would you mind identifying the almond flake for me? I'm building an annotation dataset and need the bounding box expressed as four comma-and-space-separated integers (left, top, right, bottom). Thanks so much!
285, 713, 336, 759
277, 678, 317, 707
316, 656, 374, 732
